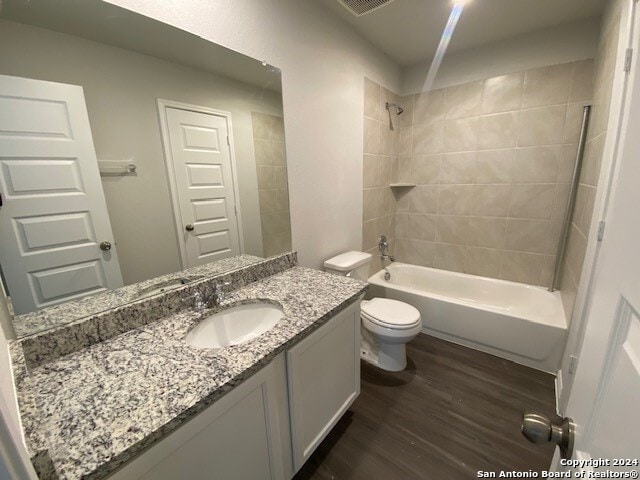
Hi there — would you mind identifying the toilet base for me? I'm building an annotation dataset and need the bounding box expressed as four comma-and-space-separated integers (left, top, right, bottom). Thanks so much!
360, 328, 407, 372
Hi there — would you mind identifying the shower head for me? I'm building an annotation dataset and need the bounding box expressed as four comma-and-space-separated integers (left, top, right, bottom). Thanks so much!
385, 102, 404, 115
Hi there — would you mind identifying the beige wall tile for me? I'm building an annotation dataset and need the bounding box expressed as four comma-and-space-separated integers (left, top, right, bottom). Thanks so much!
440, 152, 476, 184
438, 185, 472, 215
396, 213, 409, 238
581, 133, 605, 186
545, 219, 563, 255
363, 188, 383, 221
379, 122, 397, 156
363, 154, 378, 188
564, 102, 591, 144
443, 117, 478, 153
273, 141, 287, 166
396, 94, 415, 128
412, 154, 441, 184
522, 63, 573, 108
254, 139, 274, 165
481, 72, 524, 114
508, 184, 555, 219
413, 122, 444, 154
409, 186, 439, 213
364, 117, 380, 154
467, 217, 507, 249
477, 111, 519, 150
397, 156, 412, 183
362, 219, 377, 250
404, 239, 435, 267
566, 224, 588, 279
469, 184, 511, 217
434, 243, 467, 272
505, 218, 549, 253
364, 77, 381, 120
408, 214, 437, 241
551, 183, 571, 220
398, 126, 413, 157
475, 149, 514, 184
379, 157, 394, 185
445, 81, 483, 119
414, 89, 445, 125
517, 105, 567, 147
274, 166, 287, 189
570, 60, 596, 103
466, 247, 502, 277
500, 251, 544, 284
435, 215, 469, 245
512, 146, 562, 183
256, 165, 276, 189
557, 145, 578, 183
258, 189, 277, 215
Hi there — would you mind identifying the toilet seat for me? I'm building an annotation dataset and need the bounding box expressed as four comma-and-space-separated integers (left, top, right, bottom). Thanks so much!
361, 298, 421, 330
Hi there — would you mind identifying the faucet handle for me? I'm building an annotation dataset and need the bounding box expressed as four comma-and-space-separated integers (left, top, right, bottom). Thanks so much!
183, 291, 205, 310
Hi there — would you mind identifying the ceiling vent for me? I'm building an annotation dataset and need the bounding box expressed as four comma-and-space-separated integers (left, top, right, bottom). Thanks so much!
337, 0, 395, 16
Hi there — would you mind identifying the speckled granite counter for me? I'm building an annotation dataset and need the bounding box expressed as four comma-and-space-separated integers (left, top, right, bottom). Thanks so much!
13, 255, 265, 338
11, 267, 367, 480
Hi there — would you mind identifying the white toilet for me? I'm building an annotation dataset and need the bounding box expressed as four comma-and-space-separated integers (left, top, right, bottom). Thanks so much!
323, 251, 422, 372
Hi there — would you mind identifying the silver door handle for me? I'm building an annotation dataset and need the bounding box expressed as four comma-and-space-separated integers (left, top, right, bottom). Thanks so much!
100, 241, 112, 251
522, 412, 575, 459
185, 224, 195, 231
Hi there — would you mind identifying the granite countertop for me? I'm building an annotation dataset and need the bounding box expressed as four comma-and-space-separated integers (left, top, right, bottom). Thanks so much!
11, 266, 367, 480
13, 254, 265, 338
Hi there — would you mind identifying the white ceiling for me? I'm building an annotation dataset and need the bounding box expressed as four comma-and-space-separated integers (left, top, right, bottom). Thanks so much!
0, 0, 282, 92
318, 0, 608, 67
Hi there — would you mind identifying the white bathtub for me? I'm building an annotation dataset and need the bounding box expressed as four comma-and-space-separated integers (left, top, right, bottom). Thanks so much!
367, 263, 567, 373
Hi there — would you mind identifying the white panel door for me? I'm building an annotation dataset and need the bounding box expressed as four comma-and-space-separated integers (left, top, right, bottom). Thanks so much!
559, 2, 640, 469
164, 107, 240, 268
0, 74, 123, 315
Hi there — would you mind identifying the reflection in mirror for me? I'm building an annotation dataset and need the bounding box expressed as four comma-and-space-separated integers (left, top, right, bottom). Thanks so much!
0, 0, 291, 335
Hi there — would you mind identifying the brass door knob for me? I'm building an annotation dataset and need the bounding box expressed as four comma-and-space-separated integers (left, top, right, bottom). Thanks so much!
185, 224, 195, 232
99, 241, 112, 251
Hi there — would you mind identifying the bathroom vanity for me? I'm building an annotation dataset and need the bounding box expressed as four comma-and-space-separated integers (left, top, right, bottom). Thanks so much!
9, 253, 367, 480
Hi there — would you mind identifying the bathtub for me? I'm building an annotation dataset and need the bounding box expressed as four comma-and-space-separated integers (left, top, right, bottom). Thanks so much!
367, 263, 567, 373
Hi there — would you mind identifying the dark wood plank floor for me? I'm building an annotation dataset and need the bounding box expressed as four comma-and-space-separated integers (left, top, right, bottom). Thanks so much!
294, 333, 557, 480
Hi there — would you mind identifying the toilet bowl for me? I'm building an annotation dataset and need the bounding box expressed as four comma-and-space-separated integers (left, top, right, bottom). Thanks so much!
323, 251, 422, 372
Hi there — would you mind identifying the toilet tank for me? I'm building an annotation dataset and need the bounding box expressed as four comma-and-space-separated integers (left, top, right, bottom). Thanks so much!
323, 251, 372, 281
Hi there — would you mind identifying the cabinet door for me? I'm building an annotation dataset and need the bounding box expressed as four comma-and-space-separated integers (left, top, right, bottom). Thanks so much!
287, 303, 361, 472
108, 353, 291, 480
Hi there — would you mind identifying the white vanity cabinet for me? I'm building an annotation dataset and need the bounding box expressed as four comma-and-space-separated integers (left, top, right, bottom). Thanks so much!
287, 303, 361, 472
108, 354, 292, 480
107, 301, 361, 480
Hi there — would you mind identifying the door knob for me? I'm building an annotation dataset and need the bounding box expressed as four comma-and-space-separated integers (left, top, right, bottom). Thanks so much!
99, 241, 112, 251
185, 224, 195, 231
522, 412, 575, 459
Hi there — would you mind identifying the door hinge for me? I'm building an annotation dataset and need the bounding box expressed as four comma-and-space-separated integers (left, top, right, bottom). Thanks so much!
234, 204, 237, 216
597, 220, 606, 241
226, 136, 230, 146
0, 192, 3, 207
624, 48, 633, 72
568, 355, 578, 375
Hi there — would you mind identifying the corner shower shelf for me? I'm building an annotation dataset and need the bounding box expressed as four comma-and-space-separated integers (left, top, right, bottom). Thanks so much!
389, 183, 416, 188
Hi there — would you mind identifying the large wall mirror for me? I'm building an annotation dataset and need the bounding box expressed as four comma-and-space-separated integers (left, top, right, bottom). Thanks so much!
0, 0, 292, 336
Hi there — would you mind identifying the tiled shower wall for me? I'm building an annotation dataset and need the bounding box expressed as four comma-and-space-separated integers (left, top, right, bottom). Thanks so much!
362, 80, 404, 273
385, 60, 595, 286
252, 112, 292, 257
560, 5, 621, 318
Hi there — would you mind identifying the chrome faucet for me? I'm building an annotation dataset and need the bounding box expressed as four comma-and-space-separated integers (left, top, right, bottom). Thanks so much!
184, 281, 231, 311
378, 235, 395, 262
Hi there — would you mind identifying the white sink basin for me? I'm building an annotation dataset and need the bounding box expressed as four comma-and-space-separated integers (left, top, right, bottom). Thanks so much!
186, 303, 284, 349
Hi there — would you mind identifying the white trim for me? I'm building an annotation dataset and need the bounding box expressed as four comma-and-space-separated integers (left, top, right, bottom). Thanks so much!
156, 99, 245, 269
555, 369, 562, 415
